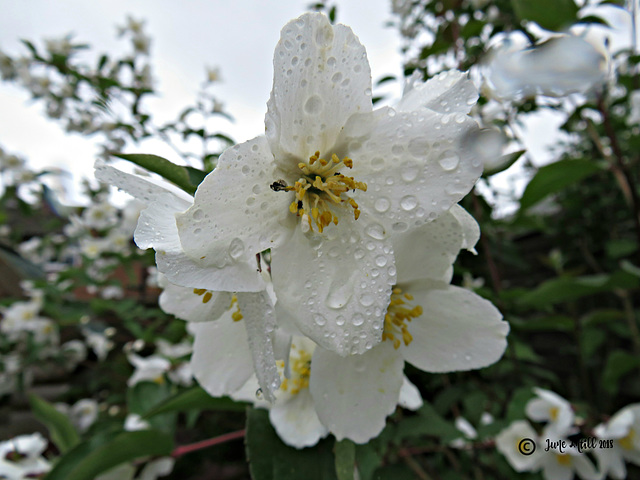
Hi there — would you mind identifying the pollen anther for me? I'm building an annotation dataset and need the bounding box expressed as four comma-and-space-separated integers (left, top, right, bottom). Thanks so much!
382, 287, 423, 349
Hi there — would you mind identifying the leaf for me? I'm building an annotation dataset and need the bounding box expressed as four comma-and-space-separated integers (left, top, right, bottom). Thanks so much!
602, 350, 640, 395
44, 430, 173, 480
29, 394, 79, 453
335, 439, 355, 480
510, 0, 579, 31
185, 166, 208, 187
110, 153, 197, 195
519, 159, 601, 211
245, 408, 338, 480
506, 387, 536, 422
144, 386, 247, 418
518, 272, 639, 307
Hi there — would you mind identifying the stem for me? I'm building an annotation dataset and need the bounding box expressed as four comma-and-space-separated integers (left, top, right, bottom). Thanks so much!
171, 429, 245, 458
402, 455, 433, 480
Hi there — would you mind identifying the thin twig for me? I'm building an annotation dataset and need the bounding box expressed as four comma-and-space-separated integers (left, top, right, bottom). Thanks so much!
171, 429, 245, 458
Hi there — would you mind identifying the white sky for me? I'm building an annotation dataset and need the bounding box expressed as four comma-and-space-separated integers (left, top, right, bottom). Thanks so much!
0, 0, 403, 203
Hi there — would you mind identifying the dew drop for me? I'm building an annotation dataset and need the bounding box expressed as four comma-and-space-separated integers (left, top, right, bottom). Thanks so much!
365, 223, 385, 240
336, 315, 346, 326
192, 209, 204, 220
291, 56, 299, 66
328, 246, 340, 258
228, 238, 245, 260
359, 293, 374, 307
314, 314, 327, 326
326, 279, 352, 310
241, 165, 250, 175
374, 197, 390, 213
304, 95, 323, 115
391, 144, 404, 155
400, 195, 417, 211
193, 227, 202, 235
438, 150, 460, 171
351, 313, 364, 326
401, 161, 419, 182
375, 255, 388, 267
354, 248, 365, 260
371, 157, 385, 171
331, 72, 343, 83
252, 184, 261, 194
327, 56, 336, 67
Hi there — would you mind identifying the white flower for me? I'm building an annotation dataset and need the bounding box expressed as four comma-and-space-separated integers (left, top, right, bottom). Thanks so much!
156, 338, 192, 359
0, 299, 56, 344
484, 35, 607, 100
629, 91, 640, 125
82, 327, 114, 361
495, 421, 543, 472
94, 162, 281, 401
81, 201, 119, 230
124, 413, 150, 431
56, 398, 99, 433
526, 388, 575, 437
192, 205, 506, 445
593, 403, 640, 479
127, 353, 171, 386
0, 433, 51, 479
176, 13, 483, 356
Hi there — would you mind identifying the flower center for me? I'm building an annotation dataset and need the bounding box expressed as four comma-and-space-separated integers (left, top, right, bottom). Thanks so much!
277, 345, 311, 395
192, 290, 243, 321
382, 287, 423, 349
549, 407, 559, 421
556, 454, 572, 467
271, 151, 367, 233
619, 428, 635, 450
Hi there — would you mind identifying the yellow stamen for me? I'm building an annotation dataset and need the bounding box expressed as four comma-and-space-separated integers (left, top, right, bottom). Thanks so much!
272, 151, 367, 233
202, 292, 212, 304
229, 295, 243, 322
549, 407, 559, 421
280, 347, 312, 395
556, 454, 572, 466
619, 429, 635, 450
383, 286, 423, 349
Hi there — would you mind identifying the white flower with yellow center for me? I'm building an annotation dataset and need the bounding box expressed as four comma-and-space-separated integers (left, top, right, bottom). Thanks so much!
0, 433, 51, 479
176, 12, 484, 356
593, 403, 640, 479
525, 388, 575, 438
95, 162, 281, 401
127, 353, 171, 386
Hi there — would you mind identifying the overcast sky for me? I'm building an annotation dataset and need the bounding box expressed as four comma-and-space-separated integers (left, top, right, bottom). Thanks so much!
0, 0, 403, 203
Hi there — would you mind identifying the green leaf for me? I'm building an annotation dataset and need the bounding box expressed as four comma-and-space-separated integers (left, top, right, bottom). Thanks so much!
506, 387, 536, 422
45, 430, 173, 480
518, 272, 639, 307
621, 260, 640, 278
511, 0, 579, 31
519, 159, 601, 211
144, 386, 247, 418
602, 350, 640, 395
29, 394, 79, 453
335, 439, 355, 480
110, 153, 197, 195
245, 408, 338, 480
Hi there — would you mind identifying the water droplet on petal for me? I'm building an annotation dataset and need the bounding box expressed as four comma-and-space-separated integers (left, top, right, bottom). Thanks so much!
359, 293, 374, 307
351, 313, 364, 326
336, 315, 346, 326
375, 255, 387, 267
304, 95, 323, 115
401, 161, 419, 182
374, 197, 390, 213
228, 238, 245, 260
192, 209, 204, 220
365, 223, 385, 240
400, 195, 417, 211
438, 150, 460, 171
314, 314, 327, 326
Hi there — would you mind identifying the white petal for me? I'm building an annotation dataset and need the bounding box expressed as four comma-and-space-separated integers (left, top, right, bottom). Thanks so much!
594, 409, 634, 440
393, 207, 477, 284
190, 310, 254, 396
130, 192, 190, 251
398, 376, 423, 411
271, 214, 394, 356
449, 204, 480, 254
309, 342, 404, 444
265, 12, 372, 163
94, 160, 192, 206
237, 291, 281, 403
138, 457, 175, 480
396, 70, 478, 115
156, 250, 264, 292
401, 281, 509, 372
540, 455, 574, 480
269, 390, 329, 449
176, 136, 293, 283
495, 421, 542, 472
159, 282, 232, 322
337, 105, 482, 235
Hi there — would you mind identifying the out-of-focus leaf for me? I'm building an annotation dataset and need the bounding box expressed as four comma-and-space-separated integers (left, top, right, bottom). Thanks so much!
605, 239, 638, 259
376, 75, 396, 85
602, 350, 640, 395
110, 152, 197, 195
519, 159, 602, 211
396, 402, 460, 441
44, 430, 173, 480
577, 15, 611, 26
511, 0, 578, 31
184, 166, 208, 188
144, 386, 247, 418
335, 439, 355, 480
245, 408, 337, 480
621, 260, 640, 278
506, 387, 536, 422
518, 272, 640, 307
29, 394, 79, 453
